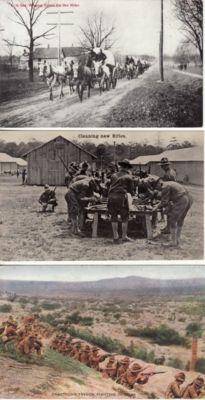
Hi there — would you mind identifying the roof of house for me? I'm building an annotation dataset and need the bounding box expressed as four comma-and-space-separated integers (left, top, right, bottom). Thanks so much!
23, 135, 97, 160
0, 153, 27, 165
12, 157, 27, 166
130, 146, 203, 165
0, 153, 17, 163
33, 47, 84, 59
62, 47, 84, 57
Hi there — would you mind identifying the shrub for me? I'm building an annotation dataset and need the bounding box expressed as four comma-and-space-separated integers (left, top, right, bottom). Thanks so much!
167, 358, 185, 370
125, 324, 187, 346
41, 302, 61, 310
0, 304, 12, 313
196, 358, 205, 374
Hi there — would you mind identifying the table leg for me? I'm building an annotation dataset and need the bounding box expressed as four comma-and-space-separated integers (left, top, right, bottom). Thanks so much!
145, 214, 153, 239
92, 212, 99, 239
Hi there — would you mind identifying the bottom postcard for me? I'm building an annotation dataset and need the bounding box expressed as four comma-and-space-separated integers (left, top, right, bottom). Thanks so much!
0, 265, 204, 399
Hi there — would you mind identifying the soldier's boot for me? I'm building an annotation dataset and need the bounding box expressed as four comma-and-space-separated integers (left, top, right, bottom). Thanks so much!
42, 204, 47, 212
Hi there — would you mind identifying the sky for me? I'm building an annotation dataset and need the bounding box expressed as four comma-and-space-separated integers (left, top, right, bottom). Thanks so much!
0, 130, 203, 148
0, 265, 205, 282
0, 0, 185, 57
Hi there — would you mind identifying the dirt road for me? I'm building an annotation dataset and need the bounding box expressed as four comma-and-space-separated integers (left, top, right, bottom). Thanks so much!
0, 68, 153, 128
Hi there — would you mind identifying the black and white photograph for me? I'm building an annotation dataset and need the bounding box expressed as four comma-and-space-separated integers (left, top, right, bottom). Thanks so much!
0, 130, 203, 262
0, 0, 203, 128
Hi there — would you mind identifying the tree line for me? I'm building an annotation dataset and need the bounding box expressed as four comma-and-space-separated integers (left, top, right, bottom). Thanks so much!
0, 139, 194, 166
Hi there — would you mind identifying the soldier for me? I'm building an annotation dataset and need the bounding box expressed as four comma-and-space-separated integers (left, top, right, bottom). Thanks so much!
71, 342, 82, 359
78, 344, 91, 365
32, 334, 43, 356
182, 376, 204, 398
108, 159, 135, 244
165, 372, 186, 398
65, 177, 101, 235
159, 158, 177, 182
116, 356, 130, 383
159, 157, 177, 234
39, 184, 58, 212
17, 335, 35, 355
88, 347, 101, 369
154, 179, 193, 247
120, 362, 143, 388
102, 356, 118, 380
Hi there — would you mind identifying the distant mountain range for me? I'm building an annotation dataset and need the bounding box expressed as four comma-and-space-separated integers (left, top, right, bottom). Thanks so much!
0, 276, 204, 299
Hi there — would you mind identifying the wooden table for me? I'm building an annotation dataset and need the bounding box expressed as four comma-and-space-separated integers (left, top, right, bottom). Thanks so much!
85, 205, 155, 240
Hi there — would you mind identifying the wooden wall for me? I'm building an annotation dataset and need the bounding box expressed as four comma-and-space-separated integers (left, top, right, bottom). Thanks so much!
27, 137, 95, 186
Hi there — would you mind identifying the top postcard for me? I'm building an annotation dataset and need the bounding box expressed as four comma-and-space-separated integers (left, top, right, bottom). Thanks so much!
0, 0, 203, 128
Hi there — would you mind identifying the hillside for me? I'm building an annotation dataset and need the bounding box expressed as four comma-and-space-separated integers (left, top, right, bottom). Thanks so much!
0, 276, 205, 298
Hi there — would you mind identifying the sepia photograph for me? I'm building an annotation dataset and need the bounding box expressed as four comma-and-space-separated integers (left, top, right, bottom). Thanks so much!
0, 0, 203, 128
0, 265, 205, 398
0, 129, 203, 262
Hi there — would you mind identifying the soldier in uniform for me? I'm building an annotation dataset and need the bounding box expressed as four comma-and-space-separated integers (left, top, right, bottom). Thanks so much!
159, 158, 177, 182
108, 159, 135, 243
65, 177, 101, 235
116, 356, 130, 383
39, 184, 58, 212
165, 372, 186, 398
154, 179, 193, 247
120, 362, 144, 388
159, 157, 177, 234
102, 356, 118, 379
78, 344, 91, 366
182, 376, 204, 398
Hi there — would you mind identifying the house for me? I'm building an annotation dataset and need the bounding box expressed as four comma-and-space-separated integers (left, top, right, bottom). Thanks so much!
23, 135, 97, 186
130, 146, 203, 185
0, 153, 27, 174
33, 46, 84, 69
18, 49, 29, 70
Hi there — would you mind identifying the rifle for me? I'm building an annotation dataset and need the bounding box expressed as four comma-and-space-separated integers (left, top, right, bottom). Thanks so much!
57, 154, 69, 173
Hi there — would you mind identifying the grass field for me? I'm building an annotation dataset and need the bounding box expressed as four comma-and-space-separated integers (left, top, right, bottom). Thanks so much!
0, 176, 203, 261
106, 68, 203, 127
0, 70, 47, 103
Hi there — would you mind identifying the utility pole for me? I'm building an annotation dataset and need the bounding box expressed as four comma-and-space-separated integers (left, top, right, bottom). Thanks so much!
47, 6, 74, 65
159, 0, 164, 81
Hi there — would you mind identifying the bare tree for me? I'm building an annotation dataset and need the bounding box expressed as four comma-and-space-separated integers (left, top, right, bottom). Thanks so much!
173, 0, 203, 62
7, 0, 56, 81
3, 36, 15, 70
78, 11, 115, 50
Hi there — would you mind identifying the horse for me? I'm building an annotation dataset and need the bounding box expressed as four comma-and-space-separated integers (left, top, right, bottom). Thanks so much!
43, 62, 74, 101
91, 48, 117, 89
76, 53, 94, 102
93, 61, 110, 94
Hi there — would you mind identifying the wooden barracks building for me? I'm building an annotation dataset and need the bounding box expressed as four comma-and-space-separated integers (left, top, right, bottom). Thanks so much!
24, 135, 97, 186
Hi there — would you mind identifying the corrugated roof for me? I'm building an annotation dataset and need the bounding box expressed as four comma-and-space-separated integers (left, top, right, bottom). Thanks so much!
12, 157, 27, 166
0, 153, 16, 162
130, 146, 203, 165
23, 135, 97, 159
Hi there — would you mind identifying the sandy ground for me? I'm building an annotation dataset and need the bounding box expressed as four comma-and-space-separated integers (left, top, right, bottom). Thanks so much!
1, 354, 204, 399
0, 176, 203, 261
0, 356, 137, 399
0, 67, 152, 128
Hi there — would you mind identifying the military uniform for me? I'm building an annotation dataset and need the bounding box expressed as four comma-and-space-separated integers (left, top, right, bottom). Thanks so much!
160, 181, 193, 228
108, 171, 134, 222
